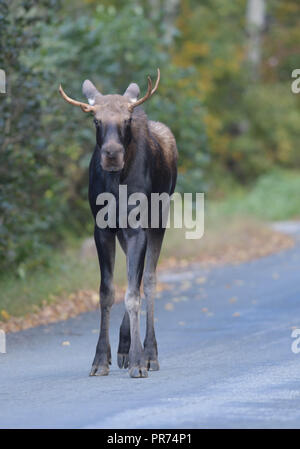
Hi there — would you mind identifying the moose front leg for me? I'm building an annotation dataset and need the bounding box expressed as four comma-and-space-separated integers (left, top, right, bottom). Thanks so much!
90, 227, 115, 376
125, 230, 148, 378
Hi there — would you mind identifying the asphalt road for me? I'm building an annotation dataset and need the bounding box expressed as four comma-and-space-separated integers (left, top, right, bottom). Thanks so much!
1, 225, 300, 429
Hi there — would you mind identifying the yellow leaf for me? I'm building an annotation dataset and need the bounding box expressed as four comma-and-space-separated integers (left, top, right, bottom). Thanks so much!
165, 303, 174, 311
1, 310, 10, 321
196, 277, 207, 284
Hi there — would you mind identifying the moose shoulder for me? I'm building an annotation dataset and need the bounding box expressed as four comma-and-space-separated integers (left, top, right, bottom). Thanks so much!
59, 69, 178, 378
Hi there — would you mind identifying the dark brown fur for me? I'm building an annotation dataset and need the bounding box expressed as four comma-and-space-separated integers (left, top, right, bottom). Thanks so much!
62, 77, 178, 378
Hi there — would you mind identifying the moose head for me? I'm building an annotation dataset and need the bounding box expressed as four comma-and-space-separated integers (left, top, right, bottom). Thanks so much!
59, 69, 160, 172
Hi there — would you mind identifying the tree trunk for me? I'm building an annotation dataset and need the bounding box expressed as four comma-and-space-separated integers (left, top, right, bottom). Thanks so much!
246, 0, 266, 81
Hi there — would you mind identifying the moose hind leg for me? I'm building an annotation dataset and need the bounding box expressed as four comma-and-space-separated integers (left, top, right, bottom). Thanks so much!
125, 289, 148, 378
143, 272, 159, 371
125, 230, 148, 378
117, 311, 131, 369
117, 231, 131, 369
143, 230, 165, 371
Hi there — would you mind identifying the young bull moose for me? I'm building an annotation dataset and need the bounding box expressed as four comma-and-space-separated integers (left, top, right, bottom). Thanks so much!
59, 69, 178, 378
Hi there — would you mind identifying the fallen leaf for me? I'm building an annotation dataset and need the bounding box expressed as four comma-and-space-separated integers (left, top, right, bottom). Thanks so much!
180, 281, 191, 291
196, 277, 207, 284
1, 310, 10, 321
91, 293, 99, 304
234, 280, 244, 286
165, 303, 174, 311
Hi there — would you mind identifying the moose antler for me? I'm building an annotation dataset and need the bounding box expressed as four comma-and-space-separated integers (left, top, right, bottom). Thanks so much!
59, 85, 96, 113
128, 68, 160, 112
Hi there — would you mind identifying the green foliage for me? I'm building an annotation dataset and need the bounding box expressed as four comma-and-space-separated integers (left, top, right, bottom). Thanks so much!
0, 0, 65, 272
35, 2, 208, 190
211, 169, 300, 221
175, 0, 300, 185
230, 84, 300, 180
0, 1, 208, 273
33, 3, 209, 218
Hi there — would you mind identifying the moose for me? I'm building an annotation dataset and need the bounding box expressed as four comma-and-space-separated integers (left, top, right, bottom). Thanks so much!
59, 69, 178, 378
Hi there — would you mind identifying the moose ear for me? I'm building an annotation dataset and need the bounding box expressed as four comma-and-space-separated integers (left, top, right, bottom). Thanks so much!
123, 83, 140, 103
82, 80, 102, 106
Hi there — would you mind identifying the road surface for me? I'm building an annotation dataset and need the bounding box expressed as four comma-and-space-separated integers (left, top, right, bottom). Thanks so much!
1, 224, 300, 428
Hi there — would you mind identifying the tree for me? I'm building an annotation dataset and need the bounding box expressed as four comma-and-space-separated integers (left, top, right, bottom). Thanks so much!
246, 0, 266, 80
174, 0, 300, 186
0, 0, 208, 272
0, 0, 63, 272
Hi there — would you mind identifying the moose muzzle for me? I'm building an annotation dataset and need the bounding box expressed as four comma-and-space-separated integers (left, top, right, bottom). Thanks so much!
101, 142, 125, 172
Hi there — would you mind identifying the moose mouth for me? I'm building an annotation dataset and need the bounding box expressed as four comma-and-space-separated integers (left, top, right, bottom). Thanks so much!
102, 163, 124, 173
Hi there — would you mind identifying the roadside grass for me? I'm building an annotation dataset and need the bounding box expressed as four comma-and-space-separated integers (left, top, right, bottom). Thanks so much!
0, 168, 299, 321
162, 169, 300, 263
210, 169, 300, 221
0, 241, 127, 319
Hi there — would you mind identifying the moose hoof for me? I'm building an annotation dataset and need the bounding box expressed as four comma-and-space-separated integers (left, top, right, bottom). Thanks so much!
117, 353, 129, 369
89, 365, 109, 376
147, 360, 160, 371
129, 366, 148, 378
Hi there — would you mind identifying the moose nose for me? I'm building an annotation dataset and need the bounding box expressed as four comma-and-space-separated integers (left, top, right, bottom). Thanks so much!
102, 143, 124, 159
104, 150, 121, 159
104, 149, 115, 159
